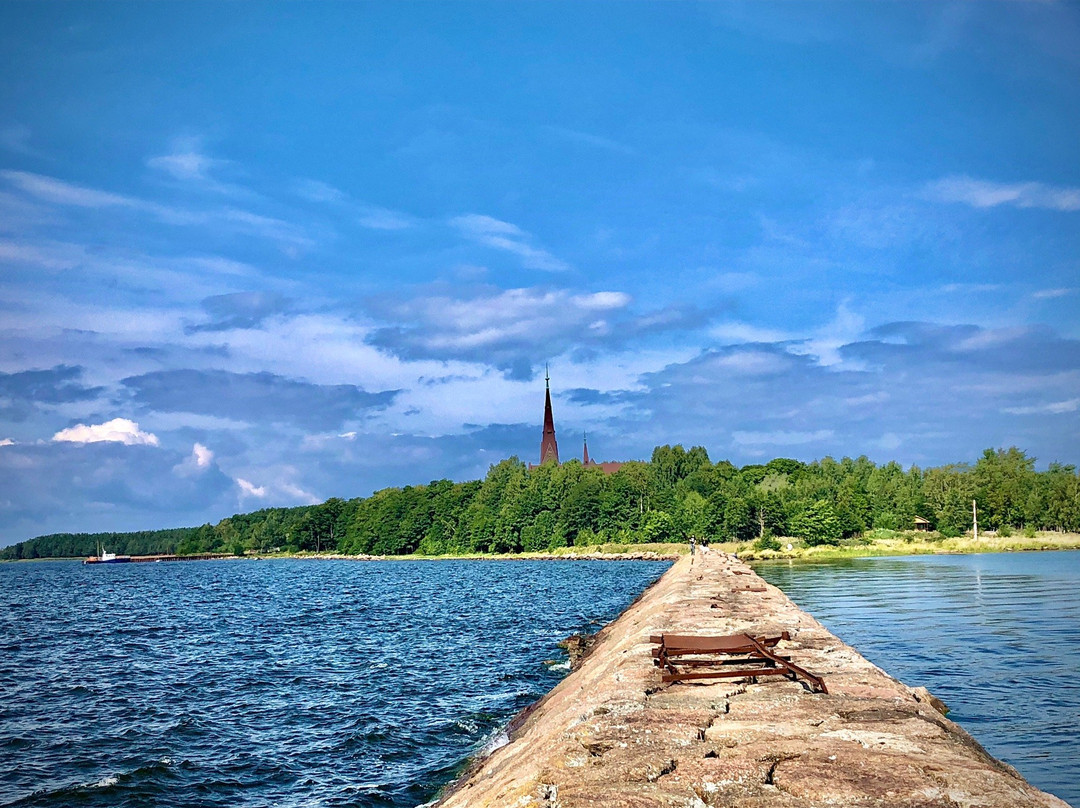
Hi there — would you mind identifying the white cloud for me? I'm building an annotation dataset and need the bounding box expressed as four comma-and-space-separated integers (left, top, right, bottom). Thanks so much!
236, 478, 267, 498
2, 170, 137, 209
452, 214, 523, 237
191, 442, 213, 468
172, 442, 215, 476
710, 322, 791, 344
483, 237, 569, 272
844, 392, 889, 407
788, 302, 866, 368
926, 175, 1080, 211
370, 286, 635, 359
710, 305, 868, 369
294, 178, 414, 230
235, 476, 318, 505
713, 350, 789, 375
147, 136, 228, 185
279, 482, 320, 504
0, 239, 82, 271
145, 136, 256, 199
955, 326, 1027, 352
1032, 288, 1075, 300
149, 151, 215, 181
295, 179, 347, 204
572, 291, 632, 310
940, 283, 1002, 294
1, 170, 311, 249
222, 208, 312, 247
1004, 398, 1080, 416
52, 418, 160, 446
0, 438, 14, 447
450, 214, 569, 272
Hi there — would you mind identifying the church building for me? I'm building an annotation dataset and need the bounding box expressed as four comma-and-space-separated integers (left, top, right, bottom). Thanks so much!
530, 368, 623, 474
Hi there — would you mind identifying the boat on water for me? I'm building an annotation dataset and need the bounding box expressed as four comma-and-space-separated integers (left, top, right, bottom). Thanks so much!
83, 545, 132, 565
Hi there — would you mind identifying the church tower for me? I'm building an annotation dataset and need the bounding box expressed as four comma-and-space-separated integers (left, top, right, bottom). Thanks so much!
539, 365, 560, 465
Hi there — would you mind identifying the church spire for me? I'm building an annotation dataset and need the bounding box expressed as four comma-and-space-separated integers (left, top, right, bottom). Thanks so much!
539, 364, 559, 465
583, 431, 591, 465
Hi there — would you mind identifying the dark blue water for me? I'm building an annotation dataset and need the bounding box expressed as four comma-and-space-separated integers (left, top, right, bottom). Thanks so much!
0, 559, 669, 808
755, 551, 1080, 807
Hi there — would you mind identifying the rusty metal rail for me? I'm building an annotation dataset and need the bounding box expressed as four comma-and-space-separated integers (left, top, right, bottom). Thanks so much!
650, 632, 828, 694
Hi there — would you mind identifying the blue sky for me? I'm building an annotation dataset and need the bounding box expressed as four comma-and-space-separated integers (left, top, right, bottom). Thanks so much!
1, 2, 1078, 545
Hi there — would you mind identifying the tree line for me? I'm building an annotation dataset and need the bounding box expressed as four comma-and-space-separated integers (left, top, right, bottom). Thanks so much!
3, 446, 1078, 560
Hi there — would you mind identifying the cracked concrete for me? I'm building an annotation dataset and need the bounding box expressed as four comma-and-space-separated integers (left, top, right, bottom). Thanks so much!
436, 551, 1068, 808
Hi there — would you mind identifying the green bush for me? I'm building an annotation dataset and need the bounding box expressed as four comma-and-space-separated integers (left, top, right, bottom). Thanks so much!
546, 531, 568, 551
997, 524, 1014, 538
1022, 525, 1037, 538
864, 528, 898, 541
576, 528, 607, 546
753, 535, 782, 552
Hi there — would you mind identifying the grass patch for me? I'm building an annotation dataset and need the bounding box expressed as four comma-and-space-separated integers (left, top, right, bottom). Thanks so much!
247, 532, 1080, 563
735, 531, 1080, 561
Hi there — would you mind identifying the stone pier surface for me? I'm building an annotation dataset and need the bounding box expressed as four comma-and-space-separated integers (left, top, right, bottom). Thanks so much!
437, 551, 1069, 808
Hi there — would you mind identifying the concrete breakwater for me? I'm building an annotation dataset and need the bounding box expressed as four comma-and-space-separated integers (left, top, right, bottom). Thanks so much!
437, 551, 1068, 808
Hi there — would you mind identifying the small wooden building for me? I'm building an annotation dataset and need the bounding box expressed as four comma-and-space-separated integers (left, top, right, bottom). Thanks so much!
913, 516, 932, 532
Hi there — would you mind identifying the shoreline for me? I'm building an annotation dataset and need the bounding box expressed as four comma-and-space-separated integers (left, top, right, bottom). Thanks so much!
5, 532, 1080, 564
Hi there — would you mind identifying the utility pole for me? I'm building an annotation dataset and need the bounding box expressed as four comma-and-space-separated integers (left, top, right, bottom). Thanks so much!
972, 499, 978, 541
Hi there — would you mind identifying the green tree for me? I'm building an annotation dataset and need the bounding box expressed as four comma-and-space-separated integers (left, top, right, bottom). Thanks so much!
972, 447, 1036, 528
791, 500, 842, 546
923, 464, 975, 536
642, 510, 677, 543
5, 444, 1075, 561
675, 490, 709, 539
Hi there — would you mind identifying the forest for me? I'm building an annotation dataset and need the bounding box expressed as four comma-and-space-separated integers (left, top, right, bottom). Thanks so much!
3, 446, 1079, 560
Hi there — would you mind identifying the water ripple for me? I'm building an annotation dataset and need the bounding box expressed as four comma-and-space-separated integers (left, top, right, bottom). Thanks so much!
755, 551, 1080, 807
0, 558, 668, 808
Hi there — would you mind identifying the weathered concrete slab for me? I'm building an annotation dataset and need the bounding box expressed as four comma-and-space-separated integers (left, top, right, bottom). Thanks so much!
437, 551, 1069, 808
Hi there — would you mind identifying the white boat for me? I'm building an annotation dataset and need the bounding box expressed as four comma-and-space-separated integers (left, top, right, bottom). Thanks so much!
84, 544, 131, 565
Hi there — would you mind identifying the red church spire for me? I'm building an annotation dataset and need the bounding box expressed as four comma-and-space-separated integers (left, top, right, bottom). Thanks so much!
539, 365, 559, 465
583, 431, 591, 465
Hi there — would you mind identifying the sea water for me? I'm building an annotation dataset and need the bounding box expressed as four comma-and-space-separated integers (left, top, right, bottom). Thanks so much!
755, 551, 1080, 807
0, 558, 668, 807
4, 553, 1076, 807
